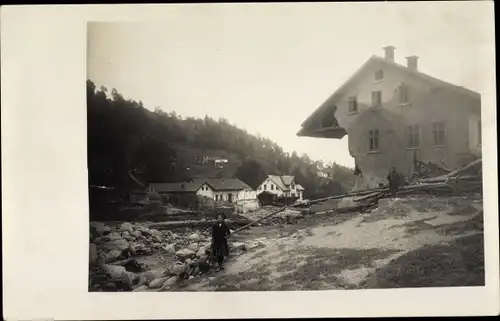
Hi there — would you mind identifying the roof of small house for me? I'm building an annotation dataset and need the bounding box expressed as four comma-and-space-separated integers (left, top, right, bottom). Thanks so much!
266, 175, 303, 191
296, 184, 305, 191
149, 178, 251, 193
297, 54, 481, 138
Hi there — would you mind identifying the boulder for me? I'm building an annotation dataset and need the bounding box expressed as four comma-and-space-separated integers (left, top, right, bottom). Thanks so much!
139, 268, 166, 286
188, 233, 201, 242
89, 243, 98, 266
105, 249, 122, 263
170, 262, 188, 276
131, 230, 141, 238
102, 264, 127, 280
176, 248, 195, 260
133, 285, 148, 292
148, 277, 170, 289
159, 276, 178, 291
163, 244, 176, 254
140, 227, 153, 236
107, 232, 122, 241
154, 235, 163, 243
120, 222, 134, 233
123, 235, 135, 242
187, 243, 199, 252
231, 242, 246, 251
101, 239, 129, 251
121, 271, 140, 288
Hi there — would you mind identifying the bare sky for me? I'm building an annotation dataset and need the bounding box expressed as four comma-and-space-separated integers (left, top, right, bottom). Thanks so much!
87, 2, 492, 168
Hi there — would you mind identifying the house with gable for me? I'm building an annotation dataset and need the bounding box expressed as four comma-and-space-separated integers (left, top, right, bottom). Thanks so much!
297, 46, 482, 189
255, 175, 305, 203
146, 177, 257, 211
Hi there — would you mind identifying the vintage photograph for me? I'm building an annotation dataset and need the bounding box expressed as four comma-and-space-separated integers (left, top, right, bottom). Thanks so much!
87, 13, 484, 292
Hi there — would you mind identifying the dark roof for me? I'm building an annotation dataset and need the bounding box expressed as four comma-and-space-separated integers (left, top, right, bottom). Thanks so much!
206, 178, 252, 191
150, 179, 206, 193
149, 178, 252, 193
298, 54, 481, 135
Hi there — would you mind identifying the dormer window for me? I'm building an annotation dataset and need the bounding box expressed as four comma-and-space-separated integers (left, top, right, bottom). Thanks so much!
374, 70, 384, 81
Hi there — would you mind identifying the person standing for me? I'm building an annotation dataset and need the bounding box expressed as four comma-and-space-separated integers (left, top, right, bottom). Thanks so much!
387, 167, 402, 198
211, 212, 231, 271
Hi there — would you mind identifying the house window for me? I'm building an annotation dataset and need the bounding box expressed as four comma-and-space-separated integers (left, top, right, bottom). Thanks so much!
348, 96, 358, 113
407, 124, 420, 148
399, 84, 409, 104
374, 70, 384, 81
291, 193, 296, 197
215, 195, 218, 201
432, 122, 446, 145
371, 91, 382, 108
264, 184, 267, 191
291, 183, 295, 189
271, 184, 274, 190
478, 120, 482, 146
369, 129, 380, 151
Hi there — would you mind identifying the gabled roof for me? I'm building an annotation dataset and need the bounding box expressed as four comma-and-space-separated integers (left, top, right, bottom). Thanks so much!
149, 178, 251, 193
149, 179, 206, 193
299, 54, 481, 131
296, 184, 305, 191
265, 175, 300, 191
206, 178, 252, 191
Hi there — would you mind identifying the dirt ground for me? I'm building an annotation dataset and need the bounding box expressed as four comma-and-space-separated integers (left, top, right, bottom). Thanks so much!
169, 195, 484, 291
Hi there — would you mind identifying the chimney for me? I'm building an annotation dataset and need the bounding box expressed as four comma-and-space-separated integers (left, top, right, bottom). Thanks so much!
406, 56, 419, 72
383, 46, 396, 62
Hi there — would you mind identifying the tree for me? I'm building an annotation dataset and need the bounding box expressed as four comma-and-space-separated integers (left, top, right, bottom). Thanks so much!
234, 159, 267, 189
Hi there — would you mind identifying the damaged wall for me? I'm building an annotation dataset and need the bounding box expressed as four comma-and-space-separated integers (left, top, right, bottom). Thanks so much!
330, 60, 481, 187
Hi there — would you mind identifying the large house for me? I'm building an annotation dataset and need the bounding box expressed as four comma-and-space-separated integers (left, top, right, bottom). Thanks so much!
256, 175, 305, 202
297, 46, 482, 189
146, 178, 257, 211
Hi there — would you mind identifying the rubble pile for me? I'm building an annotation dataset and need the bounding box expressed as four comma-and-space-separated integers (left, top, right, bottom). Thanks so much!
245, 206, 304, 226
89, 221, 264, 292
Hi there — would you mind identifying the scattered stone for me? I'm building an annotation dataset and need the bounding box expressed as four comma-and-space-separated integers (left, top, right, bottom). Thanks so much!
149, 277, 170, 289
170, 262, 188, 276
101, 239, 129, 251
103, 226, 111, 234
102, 264, 127, 280
139, 268, 165, 285
133, 285, 148, 292
187, 243, 199, 252
231, 242, 246, 251
188, 233, 201, 242
159, 276, 178, 291
176, 248, 195, 260
120, 222, 134, 233
105, 249, 122, 263
162, 244, 176, 254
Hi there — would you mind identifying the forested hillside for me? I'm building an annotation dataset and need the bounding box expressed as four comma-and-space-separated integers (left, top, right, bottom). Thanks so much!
87, 79, 355, 200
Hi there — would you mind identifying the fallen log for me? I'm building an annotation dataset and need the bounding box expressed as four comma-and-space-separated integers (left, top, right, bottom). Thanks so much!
231, 207, 288, 234
148, 219, 252, 230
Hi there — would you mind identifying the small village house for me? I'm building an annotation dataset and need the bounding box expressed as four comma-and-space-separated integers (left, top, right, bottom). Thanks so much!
255, 175, 305, 204
146, 178, 258, 212
297, 46, 482, 189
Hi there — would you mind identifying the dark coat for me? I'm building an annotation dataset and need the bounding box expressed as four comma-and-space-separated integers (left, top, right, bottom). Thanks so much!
212, 222, 231, 256
387, 170, 403, 189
